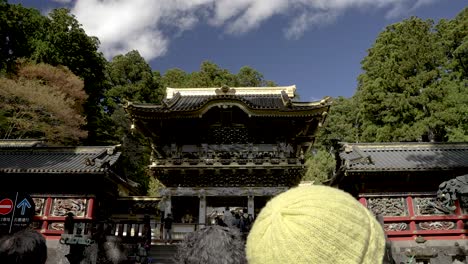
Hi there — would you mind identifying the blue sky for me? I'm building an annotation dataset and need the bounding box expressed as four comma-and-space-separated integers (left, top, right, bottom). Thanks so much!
10, 0, 467, 101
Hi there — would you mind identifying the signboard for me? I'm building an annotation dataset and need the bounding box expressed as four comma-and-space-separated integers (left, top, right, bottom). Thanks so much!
0, 192, 35, 234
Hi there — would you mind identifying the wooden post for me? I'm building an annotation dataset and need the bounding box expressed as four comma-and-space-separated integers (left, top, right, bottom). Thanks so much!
248, 195, 255, 218
198, 195, 206, 228
164, 196, 172, 217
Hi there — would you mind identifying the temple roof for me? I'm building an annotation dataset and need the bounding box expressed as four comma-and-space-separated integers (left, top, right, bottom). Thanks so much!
125, 85, 331, 119
339, 142, 468, 173
0, 143, 121, 174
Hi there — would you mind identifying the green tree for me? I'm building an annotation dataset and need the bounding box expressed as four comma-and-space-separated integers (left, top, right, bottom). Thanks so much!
0, 62, 87, 145
160, 61, 276, 88
0, 5, 108, 144
316, 96, 360, 147
161, 68, 188, 88
355, 10, 468, 143
356, 17, 447, 142
104, 50, 163, 194
105, 50, 161, 110
236, 66, 265, 87
0, 2, 48, 73
434, 8, 468, 141
186, 61, 237, 87
303, 149, 336, 184
32, 8, 108, 144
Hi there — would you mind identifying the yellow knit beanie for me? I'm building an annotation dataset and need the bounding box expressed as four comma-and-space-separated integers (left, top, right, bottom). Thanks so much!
246, 185, 385, 264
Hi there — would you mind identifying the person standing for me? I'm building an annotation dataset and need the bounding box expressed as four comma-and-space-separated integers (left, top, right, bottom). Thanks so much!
162, 213, 174, 244
223, 207, 234, 228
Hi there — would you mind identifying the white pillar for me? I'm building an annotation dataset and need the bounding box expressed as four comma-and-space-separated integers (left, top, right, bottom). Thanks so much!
248, 195, 255, 218
198, 195, 206, 228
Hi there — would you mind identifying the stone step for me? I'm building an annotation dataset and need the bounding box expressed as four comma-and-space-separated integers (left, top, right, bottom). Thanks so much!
147, 244, 178, 264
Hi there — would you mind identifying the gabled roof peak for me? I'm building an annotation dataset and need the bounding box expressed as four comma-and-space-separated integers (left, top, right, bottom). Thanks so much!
165, 85, 297, 99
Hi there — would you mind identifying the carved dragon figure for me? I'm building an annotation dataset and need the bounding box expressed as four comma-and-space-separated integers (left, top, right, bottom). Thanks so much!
432, 174, 468, 213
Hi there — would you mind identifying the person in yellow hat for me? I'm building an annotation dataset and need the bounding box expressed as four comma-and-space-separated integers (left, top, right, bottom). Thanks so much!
246, 185, 386, 264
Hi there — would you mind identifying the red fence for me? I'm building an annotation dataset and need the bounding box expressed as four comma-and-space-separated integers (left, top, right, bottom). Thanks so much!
359, 193, 467, 241
31, 195, 94, 239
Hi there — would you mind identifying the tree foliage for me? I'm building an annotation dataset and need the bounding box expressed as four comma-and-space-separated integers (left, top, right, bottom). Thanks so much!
160, 61, 276, 88
319, 9, 468, 149
303, 149, 336, 184
354, 13, 468, 142
0, 3, 48, 74
356, 17, 445, 142
317, 96, 360, 147
314, 8, 468, 183
0, 62, 86, 145
1, 4, 108, 143
102, 50, 163, 193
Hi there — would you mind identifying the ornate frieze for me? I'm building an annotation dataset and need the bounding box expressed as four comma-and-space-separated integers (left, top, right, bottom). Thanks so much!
413, 197, 448, 215
207, 126, 251, 144
366, 197, 408, 217
160, 187, 289, 197
159, 143, 296, 163
51, 198, 87, 217
418, 221, 455, 230
155, 167, 303, 187
384, 222, 408, 231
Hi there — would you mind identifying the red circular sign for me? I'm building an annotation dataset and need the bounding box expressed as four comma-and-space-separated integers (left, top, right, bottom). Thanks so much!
0, 198, 13, 215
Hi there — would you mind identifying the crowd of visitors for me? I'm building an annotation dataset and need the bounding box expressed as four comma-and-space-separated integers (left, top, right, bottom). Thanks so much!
214, 207, 254, 236
174, 185, 387, 264
0, 185, 387, 264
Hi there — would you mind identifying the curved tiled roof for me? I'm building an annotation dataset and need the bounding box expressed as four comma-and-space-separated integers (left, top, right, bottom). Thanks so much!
339, 142, 468, 172
0, 146, 121, 174
126, 93, 331, 118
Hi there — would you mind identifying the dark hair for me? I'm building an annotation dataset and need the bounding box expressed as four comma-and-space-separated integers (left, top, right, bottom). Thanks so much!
0, 228, 47, 264
174, 225, 247, 264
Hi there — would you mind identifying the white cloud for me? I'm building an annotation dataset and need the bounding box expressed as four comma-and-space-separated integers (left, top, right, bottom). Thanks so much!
67, 0, 440, 61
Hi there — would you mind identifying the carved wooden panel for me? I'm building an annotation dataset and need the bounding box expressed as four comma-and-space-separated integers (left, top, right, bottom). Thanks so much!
366, 197, 408, 216
208, 127, 251, 144
160, 143, 295, 161
418, 221, 455, 230
413, 197, 448, 216
155, 167, 303, 187
33, 198, 45, 216
49, 222, 64, 231
460, 195, 468, 214
50, 198, 87, 217
383, 222, 408, 231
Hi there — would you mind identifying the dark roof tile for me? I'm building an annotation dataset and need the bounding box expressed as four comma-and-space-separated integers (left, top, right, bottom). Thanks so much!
0, 146, 121, 174
339, 142, 468, 172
